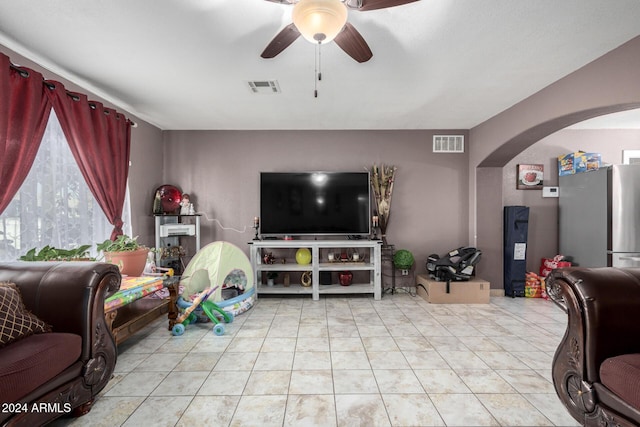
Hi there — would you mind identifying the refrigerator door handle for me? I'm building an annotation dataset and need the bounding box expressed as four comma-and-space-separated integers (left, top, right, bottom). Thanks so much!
619, 256, 640, 261
612, 253, 640, 267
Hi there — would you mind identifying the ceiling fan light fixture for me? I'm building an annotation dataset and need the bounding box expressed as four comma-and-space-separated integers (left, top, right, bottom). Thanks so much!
292, 0, 348, 44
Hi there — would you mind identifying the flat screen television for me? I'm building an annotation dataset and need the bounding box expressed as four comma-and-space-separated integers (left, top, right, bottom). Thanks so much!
260, 172, 370, 237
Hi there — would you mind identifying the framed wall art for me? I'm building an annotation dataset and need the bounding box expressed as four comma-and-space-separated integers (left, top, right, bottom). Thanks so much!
517, 164, 544, 190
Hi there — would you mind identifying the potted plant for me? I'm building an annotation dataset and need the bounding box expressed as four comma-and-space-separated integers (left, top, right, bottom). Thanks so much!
20, 245, 94, 261
393, 249, 415, 275
96, 235, 150, 277
266, 272, 278, 287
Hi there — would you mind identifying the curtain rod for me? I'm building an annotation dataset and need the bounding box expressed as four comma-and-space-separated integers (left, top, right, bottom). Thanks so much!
9, 63, 137, 127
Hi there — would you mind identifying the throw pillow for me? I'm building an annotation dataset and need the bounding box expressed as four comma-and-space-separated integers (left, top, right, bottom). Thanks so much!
0, 282, 51, 348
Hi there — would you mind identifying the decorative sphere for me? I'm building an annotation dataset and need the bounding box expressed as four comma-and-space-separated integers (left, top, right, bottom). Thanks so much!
393, 249, 415, 270
295, 248, 312, 265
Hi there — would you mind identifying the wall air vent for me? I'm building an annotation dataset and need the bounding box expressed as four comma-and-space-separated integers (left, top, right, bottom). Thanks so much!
247, 80, 281, 94
433, 135, 464, 153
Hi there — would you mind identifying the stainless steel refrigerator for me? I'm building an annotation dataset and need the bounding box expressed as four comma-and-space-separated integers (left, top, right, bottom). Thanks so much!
559, 164, 640, 268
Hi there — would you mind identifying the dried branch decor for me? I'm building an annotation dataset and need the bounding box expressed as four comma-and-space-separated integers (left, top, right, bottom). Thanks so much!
370, 164, 396, 246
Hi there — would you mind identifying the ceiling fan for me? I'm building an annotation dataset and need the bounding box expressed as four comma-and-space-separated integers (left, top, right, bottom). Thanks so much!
261, 0, 420, 63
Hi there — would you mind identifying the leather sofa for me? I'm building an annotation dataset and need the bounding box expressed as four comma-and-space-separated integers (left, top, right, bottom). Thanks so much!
0, 261, 120, 426
546, 267, 640, 426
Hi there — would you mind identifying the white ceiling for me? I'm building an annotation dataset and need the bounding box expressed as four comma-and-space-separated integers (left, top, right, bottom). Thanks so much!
568, 108, 640, 130
1, 0, 640, 131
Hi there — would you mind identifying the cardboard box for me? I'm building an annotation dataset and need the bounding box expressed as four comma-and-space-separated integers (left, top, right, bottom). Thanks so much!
557, 152, 601, 176
416, 274, 490, 304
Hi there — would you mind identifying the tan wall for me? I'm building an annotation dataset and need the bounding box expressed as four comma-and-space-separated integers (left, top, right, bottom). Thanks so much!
128, 123, 164, 246
162, 130, 470, 266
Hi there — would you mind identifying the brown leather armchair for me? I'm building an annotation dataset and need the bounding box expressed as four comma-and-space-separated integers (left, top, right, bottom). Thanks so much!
0, 261, 120, 426
547, 267, 640, 426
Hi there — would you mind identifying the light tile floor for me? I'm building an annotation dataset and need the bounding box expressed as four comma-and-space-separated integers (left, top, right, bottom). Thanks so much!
52, 293, 580, 427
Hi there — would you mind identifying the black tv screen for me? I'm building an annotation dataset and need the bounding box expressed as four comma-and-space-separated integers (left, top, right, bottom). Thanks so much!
260, 172, 370, 237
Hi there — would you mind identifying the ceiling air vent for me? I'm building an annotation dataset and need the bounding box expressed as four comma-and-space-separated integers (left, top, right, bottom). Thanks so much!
247, 80, 281, 94
433, 135, 464, 153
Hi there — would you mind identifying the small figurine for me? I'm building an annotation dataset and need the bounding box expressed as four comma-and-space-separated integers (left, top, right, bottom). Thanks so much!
180, 193, 191, 215
153, 190, 162, 214
143, 252, 157, 275
263, 252, 275, 264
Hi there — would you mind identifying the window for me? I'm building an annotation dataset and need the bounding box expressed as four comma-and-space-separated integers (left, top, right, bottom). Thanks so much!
0, 111, 131, 261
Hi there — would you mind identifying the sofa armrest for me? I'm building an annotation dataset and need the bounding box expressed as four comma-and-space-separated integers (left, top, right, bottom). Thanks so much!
0, 261, 119, 331
546, 267, 640, 422
0, 261, 121, 388
548, 267, 640, 379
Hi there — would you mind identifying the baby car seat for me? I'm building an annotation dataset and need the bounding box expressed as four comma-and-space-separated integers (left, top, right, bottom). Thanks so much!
426, 247, 482, 282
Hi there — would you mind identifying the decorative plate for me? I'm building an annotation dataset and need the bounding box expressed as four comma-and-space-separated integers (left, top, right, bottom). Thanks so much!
156, 184, 182, 213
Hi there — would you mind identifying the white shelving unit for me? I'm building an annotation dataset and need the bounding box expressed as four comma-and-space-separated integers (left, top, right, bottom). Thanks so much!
249, 240, 382, 300
154, 214, 201, 271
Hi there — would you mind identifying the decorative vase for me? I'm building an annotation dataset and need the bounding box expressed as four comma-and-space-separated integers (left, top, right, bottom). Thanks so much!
104, 248, 149, 277
339, 271, 353, 286
301, 271, 312, 287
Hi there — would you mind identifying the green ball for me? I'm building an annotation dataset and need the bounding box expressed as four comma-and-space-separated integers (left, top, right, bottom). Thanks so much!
393, 249, 415, 270
295, 248, 312, 265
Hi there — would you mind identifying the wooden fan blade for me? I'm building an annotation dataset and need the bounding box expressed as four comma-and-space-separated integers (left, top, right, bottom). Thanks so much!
359, 0, 420, 11
261, 23, 301, 59
334, 23, 373, 63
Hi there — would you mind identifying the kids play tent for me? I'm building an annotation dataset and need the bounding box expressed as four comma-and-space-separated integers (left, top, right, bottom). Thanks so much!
179, 241, 255, 316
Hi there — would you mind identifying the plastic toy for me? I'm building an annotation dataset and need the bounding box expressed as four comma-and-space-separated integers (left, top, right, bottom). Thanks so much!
201, 300, 234, 336
172, 286, 216, 335
171, 285, 233, 336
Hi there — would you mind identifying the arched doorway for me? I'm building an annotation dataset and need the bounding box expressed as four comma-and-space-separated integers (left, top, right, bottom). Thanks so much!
469, 36, 640, 291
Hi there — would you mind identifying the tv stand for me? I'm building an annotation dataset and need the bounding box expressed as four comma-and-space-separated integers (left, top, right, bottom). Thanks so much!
249, 240, 382, 300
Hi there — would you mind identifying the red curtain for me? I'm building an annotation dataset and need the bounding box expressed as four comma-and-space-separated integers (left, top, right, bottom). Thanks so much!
47, 82, 131, 239
0, 53, 52, 214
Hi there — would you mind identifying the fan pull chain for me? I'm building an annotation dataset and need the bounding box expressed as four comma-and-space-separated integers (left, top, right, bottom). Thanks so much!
318, 42, 322, 82
314, 42, 322, 98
